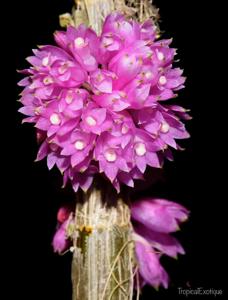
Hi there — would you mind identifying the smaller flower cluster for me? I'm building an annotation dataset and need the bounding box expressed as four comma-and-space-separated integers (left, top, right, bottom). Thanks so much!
53, 198, 189, 289
52, 206, 74, 254
131, 198, 189, 289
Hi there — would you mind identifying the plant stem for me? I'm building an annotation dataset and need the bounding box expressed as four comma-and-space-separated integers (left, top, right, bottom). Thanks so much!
72, 185, 135, 300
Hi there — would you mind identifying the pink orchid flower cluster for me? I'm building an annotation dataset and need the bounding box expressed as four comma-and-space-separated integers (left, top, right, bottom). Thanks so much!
53, 198, 189, 289
18, 13, 190, 192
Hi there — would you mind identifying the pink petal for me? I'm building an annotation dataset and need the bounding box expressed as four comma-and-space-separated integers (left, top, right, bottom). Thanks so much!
36, 141, 49, 161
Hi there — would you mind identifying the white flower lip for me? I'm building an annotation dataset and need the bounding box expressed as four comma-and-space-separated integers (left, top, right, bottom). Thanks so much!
160, 122, 170, 133
134, 142, 147, 156
50, 113, 61, 125
74, 140, 85, 150
105, 149, 117, 162
74, 37, 85, 48
159, 75, 167, 85
86, 116, 97, 126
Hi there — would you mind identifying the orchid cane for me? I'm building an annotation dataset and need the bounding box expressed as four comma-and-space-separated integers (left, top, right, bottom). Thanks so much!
18, 0, 191, 299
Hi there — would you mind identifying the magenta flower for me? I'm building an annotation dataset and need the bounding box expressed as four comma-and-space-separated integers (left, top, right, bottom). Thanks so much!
60, 130, 96, 168
52, 220, 71, 254
131, 198, 189, 233
136, 104, 190, 149
57, 206, 72, 223
132, 130, 163, 173
80, 103, 111, 135
90, 69, 115, 93
134, 222, 185, 259
131, 198, 189, 289
134, 234, 169, 289
94, 132, 131, 182
61, 162, 98, 192
52, 210, 75, 254
18, 13, 190, 192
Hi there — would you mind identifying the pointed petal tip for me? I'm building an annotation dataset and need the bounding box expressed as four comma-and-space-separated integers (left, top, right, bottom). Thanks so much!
154, 286, 159, 292
181, 216, 189, 223
175, 225, 181, 231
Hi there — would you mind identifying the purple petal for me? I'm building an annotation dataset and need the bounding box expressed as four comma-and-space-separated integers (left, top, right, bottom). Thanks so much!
36, 141, 49, 161
131, 198, 189, 233
134, 223, 185, 258
47, 152, 58, 170
135, 236, 169, 289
